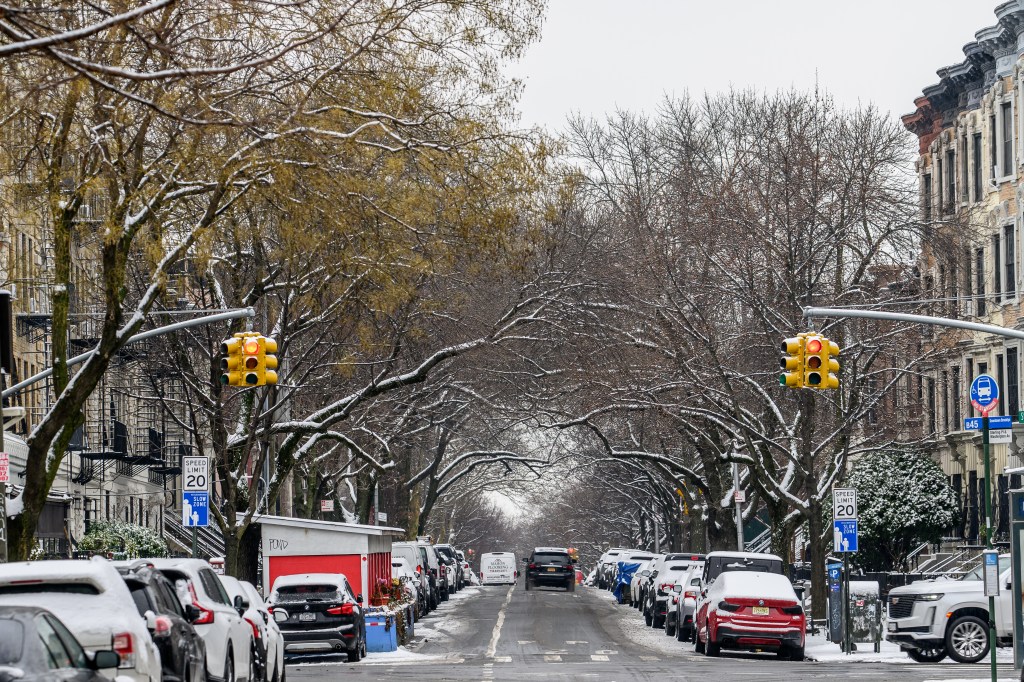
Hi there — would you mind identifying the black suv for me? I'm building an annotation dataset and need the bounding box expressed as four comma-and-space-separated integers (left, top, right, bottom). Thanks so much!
523, 548, 576, 591
268, 574, 366, 662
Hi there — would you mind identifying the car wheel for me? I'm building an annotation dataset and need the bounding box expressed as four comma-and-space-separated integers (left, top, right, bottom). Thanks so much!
665, 616, 676, 637
705, 635, 720, 658
694, 630, 705, 654
945, 615, 989, 663
249, 646, 260, 682
676, 623, 687, 642
906, 647, 947, 663
644, 611, 653, 626
789, 646, 804, 661
653, 613, 664, 629
568, 580, 575, 593
224, 650, 236, 682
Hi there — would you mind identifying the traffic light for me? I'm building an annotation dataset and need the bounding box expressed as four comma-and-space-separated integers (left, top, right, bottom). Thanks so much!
220, 335, 244, 386
804, 335, 840, 390
779, 335, 805, 388
263, 337, 278, 385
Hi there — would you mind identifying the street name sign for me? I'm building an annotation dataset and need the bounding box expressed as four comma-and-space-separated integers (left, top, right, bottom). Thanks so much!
990, 429, 1013, 444
833, 488, 857, 520
971, 374, 1000, 415
182, 457, 209, 492
989, 416, 1013, 429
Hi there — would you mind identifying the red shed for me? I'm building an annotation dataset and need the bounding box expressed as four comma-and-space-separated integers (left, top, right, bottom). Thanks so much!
256, 515, 405, 600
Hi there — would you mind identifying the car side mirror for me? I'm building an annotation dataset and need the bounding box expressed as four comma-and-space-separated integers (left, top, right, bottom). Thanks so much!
356, 594, 364, 604
233, 595, 249, 614
89, 650, 121, 670
144, 610, 158, 631
522, 558, 528, 564
673, 585, 683, 593
184, 604, 202, 623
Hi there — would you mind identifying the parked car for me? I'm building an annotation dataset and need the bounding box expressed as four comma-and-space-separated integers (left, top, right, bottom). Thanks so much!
0, 605, 123, 682
523, 547, 576, 591
886, 554, 1012, 663
220, 576, 285, 682
694, 571, 805, 660
434, 545, 461, 595
148, 558, 253, 682
268, 573, 366, 663
699, 551, 785, 589
480, 552, 518, 586
414, 539, 447, 604
597, 548, 631, 590
0, 557, 162, 682
454, 550, 470, 588
629, 559, 656, 608
645, 555, 704, 628
669, 565, 705, 642
391, 557, 424, 617
118, 564, 207, 682
391, 542, 434, 611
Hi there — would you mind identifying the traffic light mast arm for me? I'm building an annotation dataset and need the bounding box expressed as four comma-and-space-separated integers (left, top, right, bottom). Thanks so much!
2, 307, 256, 398
802, 306, 1024, 342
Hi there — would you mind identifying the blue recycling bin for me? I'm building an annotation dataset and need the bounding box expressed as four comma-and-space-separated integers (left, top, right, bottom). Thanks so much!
365, 612, 398, 652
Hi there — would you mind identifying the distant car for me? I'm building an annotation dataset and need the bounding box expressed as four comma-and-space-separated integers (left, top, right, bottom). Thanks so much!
148, 558, 253, 682
391, 557, 424, 617
434, 545, 461, 596
645, 555, 704, 629
629, 559, 656, 607
480, 552, 518, 586
268, 573, 366, 662
523, 548, 576, 592
0, 605, 123, 682
694, 571, 805, 660
117, 563, 207, 682
220, 575, 284, 682
669, 565, 705, 642
0, 557, 162, 682
236, 580, 284, 682
597, 548, 632, 590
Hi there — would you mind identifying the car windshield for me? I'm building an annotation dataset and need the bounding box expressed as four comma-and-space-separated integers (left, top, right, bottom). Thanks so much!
722, 558, 781, 574
962, 557, 1011, 581
273, 584, 343, 602
0, 620, 24, 665
534, 553, 570, 565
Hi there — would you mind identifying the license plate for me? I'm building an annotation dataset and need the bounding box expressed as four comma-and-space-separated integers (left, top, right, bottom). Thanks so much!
547, 567, 556, 572
752, 607, 769, 616
887, 622, 897, 632
298, 613, 316, 622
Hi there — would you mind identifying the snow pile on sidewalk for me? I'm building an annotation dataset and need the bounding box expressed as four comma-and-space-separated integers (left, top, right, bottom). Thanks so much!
447, 585, 483, 601
805, 632, 1015, 664
363, 646, 444, 664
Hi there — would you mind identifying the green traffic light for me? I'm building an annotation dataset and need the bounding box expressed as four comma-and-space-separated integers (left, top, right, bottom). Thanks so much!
245, 373, 259, 385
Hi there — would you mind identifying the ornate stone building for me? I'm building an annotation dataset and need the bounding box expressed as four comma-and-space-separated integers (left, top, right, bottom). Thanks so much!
903, 0, 1024, 546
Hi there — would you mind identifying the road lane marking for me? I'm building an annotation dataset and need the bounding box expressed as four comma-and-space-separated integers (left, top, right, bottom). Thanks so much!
590, 654, 609, 662
494, 656, 512, 663
544, 654, 562, 662
486, 584, 515, 658
639, 655, 659, 661
517, 640, 535, 644
566, 640, 588, 645
594, 650, 617, 655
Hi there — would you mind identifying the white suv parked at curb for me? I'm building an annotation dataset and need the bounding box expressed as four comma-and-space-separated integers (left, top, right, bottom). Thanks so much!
886, 554, 1012, 663
150, 558, 253, 682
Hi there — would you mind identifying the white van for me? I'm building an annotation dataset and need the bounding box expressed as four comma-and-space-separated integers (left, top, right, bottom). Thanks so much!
480, 552, 518, 585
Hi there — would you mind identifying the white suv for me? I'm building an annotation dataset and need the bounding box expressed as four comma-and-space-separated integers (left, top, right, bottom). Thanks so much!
0, 557, 161, 682
150, 558, 253, 682
886, 554, 1012, 663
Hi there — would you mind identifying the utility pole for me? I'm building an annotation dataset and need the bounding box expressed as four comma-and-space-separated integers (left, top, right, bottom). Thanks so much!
732, 461, 744, 551
0, 291, 13, 563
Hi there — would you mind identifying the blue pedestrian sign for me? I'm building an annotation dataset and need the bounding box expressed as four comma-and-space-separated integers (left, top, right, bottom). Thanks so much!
833, 519, 858, 553
971, 374, 1000, 415
182, 491, 209, 527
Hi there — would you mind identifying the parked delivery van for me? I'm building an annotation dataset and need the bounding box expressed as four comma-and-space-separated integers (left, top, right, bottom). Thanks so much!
480, 552, 518, 585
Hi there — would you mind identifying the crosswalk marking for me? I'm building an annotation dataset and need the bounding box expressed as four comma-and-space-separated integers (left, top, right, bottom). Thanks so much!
543, 654, 562, 663
590, 654, 609, 662
566, 640, 588, 645
639, 655, 659, 662
494, 656, 512, 663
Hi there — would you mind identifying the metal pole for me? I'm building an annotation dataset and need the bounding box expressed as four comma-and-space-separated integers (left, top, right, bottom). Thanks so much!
984, 416, 997, 682
733, 461, 744, 551
653, 516, 660, 554
2, 307, 255, 398
843, 553, 851, 654
0, 371, 7, 563
803, 306, 1024, 342
191, 526, 198, 558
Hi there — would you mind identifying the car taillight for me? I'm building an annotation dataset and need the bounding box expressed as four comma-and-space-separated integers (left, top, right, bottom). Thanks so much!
112, 632, 135, 668
718, 600, 742, 612
153, 615, 173, 637
187, 582, 215, 624
244, 616, 261, 640
529, 564, 536, 570
327, 603, 355, 616
684, 590, 698, 600
416, 565, 422, 574
782, 604, 804, 615
659, 583, 674, 593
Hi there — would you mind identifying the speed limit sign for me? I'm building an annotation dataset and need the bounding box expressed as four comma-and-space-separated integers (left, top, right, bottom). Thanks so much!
833, 488, 857, 520
182, 456, 209, 492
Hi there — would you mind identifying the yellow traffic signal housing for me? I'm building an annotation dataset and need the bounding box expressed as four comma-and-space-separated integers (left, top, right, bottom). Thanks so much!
241, 334, 262, 385
220, 335, 244, 386
803, 335, 827, 387
823, 339, 840, 389
263, 337, 278, 385
779, 336, 805, 388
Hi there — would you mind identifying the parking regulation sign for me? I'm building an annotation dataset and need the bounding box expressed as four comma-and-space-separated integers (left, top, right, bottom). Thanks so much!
182, 491, 209, 527
0, 452, 8, 484
971, 374, 1000, 415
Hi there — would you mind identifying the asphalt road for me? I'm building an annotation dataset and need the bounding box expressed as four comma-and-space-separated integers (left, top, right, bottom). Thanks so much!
288, 583, 1022, 681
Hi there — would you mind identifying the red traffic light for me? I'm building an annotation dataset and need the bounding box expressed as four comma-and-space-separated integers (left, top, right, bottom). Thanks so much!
243, 338, 260, 354
806, 338, 822, 353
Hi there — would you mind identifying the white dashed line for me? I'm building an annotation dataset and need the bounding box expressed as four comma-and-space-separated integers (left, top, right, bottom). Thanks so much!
494, 656, 512, 663
590, 654, 609, 662
639, 655, 660, 661
544, 654, 562, 662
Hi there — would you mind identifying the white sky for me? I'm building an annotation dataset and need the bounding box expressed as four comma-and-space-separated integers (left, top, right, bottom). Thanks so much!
508, 1, 1003, 131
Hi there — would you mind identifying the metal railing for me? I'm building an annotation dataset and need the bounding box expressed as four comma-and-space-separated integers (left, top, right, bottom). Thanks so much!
163, 511, 225, 559
905, 541, 931, 571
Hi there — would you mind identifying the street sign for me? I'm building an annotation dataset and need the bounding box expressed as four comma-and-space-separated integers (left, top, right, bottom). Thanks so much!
971, 374, 1000, 415
0, 452, 8, 484
1018, 410, 1024, 423
182, 491, 209, 527
833, 488, 857, 520
734, 490, 746, 504
965, 417, 983, 431
989, 416, 1013, 429
377, 512, 388, 523
320, 499, 334, 512
182, 457, 209, 492
990, 429, 1013, 444
983, 549, 1000, 597
833, 519, 858, 552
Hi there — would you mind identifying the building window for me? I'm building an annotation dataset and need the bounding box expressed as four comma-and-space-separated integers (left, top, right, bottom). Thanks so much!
1008, 347, 1020, 418
976, 247, 987, 316
991, 114, 998, 179
1003, 102, 1014, 175
941, 370, 950, 431
974, 133, 983, 201
927, 376, 937, 435
952, 365, 962, 427
946, 149, 956, 210
1006, 224, 1017, 299
998, 354, 1006, 415
924, 174, 933, 221
967, 357, 975, 418
994, 234, 1002, 301
938, 159, 945, 214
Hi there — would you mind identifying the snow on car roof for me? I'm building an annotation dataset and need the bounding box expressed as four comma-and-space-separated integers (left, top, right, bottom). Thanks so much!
0, 556, 122, 588
706, 551, 783, 562
714, 571, 797, 600
271, 573, 350, 591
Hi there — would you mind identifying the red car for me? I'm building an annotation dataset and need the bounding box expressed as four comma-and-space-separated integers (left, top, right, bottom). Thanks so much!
695, 571, 805, 660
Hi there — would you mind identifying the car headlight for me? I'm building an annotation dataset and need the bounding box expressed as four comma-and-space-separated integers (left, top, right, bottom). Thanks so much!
916, 593, 944, 601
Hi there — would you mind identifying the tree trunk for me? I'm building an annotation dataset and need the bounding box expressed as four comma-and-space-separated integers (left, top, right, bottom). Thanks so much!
808, 498, 826, 619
